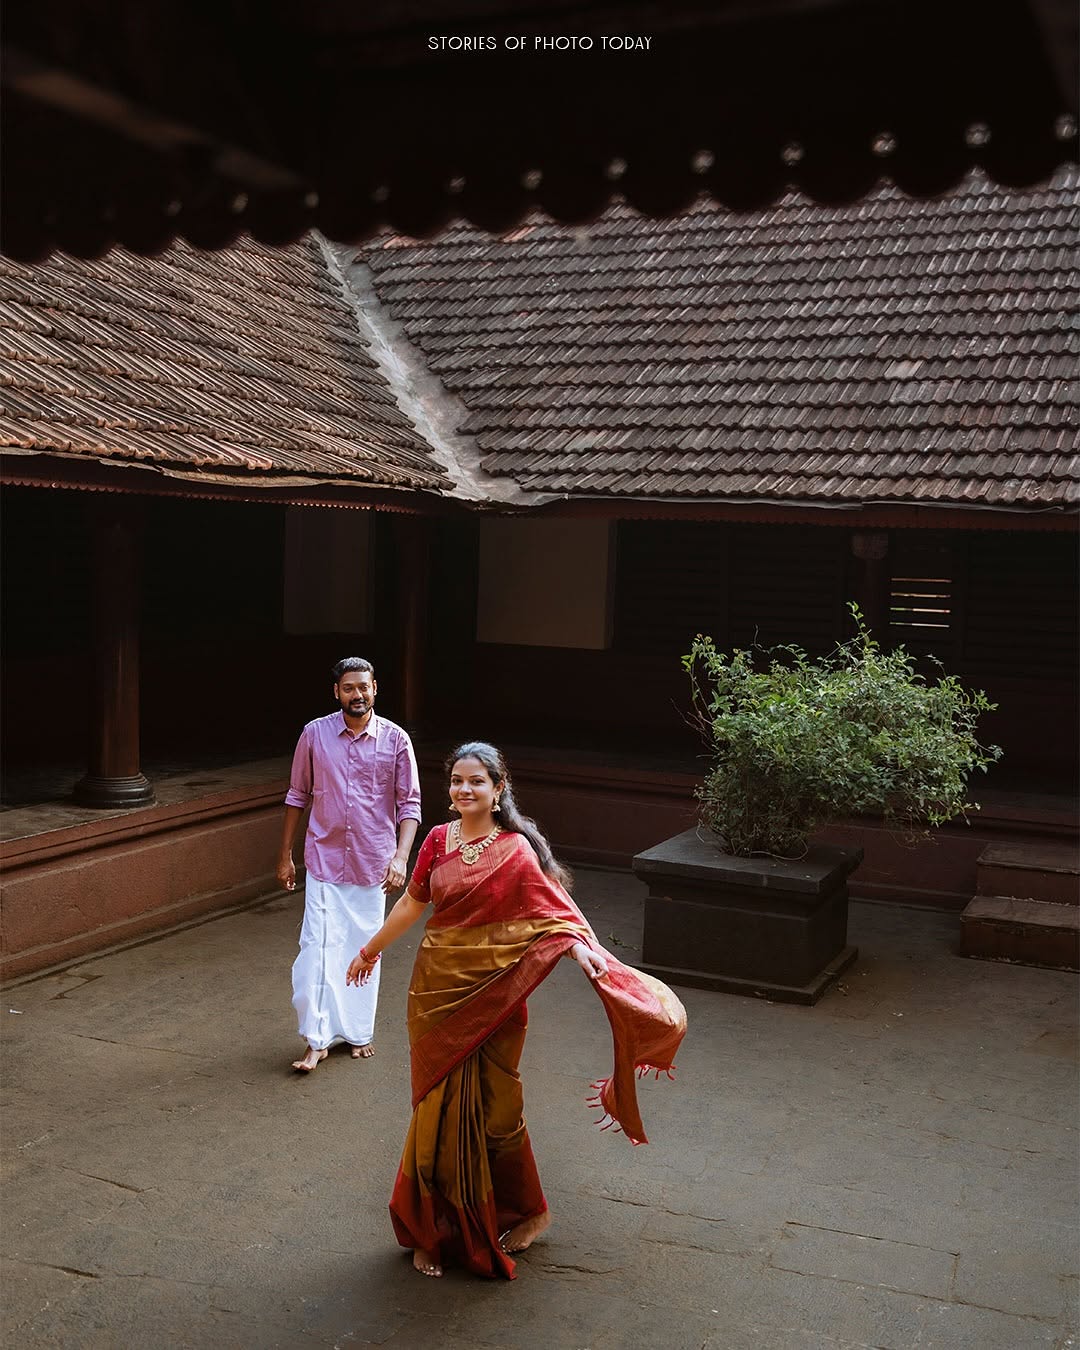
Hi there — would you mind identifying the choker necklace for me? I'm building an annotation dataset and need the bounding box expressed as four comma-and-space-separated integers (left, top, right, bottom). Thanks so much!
453, 820, 501, 865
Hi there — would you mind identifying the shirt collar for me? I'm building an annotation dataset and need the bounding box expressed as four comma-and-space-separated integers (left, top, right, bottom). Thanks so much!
336, 710, 379, 740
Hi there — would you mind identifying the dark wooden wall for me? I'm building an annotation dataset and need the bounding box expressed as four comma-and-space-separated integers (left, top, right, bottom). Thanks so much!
444, 518, 1079, 788
0, 489, 407, 780
3, 490, 1076, 798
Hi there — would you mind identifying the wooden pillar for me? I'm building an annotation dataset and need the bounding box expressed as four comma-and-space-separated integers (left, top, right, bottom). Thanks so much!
392, 514, 431, 736
74, 497, 155, 808
850, 531, 891, 638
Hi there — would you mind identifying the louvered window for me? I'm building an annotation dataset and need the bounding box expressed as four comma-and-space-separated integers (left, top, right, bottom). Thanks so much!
728, 525, 847, 655
615, 521, 729, 659
616, 521, 848, 658
888, 535, 958, 662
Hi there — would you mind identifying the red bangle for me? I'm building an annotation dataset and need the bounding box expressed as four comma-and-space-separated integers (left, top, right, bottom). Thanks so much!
359, 947, 381, 964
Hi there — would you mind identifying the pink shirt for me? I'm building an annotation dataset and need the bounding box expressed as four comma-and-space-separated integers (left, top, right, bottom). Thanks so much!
285, 711, 422, 887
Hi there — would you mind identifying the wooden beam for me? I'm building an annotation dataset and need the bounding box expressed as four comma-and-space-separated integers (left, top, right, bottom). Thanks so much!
74, 497, 155, 808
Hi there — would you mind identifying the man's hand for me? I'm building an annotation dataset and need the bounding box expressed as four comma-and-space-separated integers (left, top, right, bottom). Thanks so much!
382, 853, 409, 894
570, 941, 609, 981
277, 857, 296, 892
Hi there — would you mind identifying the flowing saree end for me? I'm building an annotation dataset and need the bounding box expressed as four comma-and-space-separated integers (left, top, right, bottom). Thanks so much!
587, 961, 687, 1146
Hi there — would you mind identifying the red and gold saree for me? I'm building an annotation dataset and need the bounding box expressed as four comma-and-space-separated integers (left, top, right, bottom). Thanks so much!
389, 823, 687, 1279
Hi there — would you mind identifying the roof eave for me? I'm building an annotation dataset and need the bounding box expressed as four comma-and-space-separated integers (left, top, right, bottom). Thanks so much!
0, 448, 461, 515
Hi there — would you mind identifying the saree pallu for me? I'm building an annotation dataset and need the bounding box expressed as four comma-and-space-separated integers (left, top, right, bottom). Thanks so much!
389, 824, 687, 1278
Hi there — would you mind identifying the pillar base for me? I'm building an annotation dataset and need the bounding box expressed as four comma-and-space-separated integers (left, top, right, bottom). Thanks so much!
73, 773, 156, 810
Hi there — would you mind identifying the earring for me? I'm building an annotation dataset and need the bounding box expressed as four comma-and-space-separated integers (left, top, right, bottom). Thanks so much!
449, 801, 459, 814
493, 797, 501, 814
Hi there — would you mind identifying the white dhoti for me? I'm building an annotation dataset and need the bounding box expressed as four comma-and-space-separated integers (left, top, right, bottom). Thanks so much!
292, 877, 385, 1050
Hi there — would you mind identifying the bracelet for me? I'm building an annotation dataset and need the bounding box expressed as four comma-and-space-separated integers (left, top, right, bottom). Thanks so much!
359, 947, 381, 964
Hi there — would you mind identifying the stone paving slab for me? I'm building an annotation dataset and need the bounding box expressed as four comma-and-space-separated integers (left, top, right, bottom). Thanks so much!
2, 868, 1078, 1349
770, 1224, 956, 1300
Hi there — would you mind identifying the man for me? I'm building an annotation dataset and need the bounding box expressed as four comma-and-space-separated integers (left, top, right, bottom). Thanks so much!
278, 658, 421, 1072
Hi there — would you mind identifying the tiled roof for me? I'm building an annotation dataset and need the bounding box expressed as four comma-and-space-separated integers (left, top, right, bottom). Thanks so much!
361, 170, 1080, 508
0, 236, 448, 494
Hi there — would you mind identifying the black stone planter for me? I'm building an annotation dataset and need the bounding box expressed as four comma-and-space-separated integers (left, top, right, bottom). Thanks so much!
632, 828, 862, 1005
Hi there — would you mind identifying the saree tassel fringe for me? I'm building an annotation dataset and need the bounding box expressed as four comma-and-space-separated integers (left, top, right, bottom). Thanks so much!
636, 1063, 678, 1082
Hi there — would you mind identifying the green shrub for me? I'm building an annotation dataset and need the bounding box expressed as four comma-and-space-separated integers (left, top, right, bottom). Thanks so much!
683, 606, 1002, 857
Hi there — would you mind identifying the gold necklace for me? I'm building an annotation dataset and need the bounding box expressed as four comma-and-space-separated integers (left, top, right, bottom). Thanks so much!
453, 820, 501, 865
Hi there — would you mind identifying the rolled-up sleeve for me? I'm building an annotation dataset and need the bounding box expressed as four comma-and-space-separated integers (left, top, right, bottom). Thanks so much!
396, 732, 423, 824
284, 726, 314, 808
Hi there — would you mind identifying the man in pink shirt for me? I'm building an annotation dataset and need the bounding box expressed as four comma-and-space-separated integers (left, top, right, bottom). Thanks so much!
278, 657, 422, 1072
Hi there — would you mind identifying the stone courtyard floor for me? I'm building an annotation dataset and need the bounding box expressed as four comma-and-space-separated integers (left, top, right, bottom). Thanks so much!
2, 868, 1077, 1349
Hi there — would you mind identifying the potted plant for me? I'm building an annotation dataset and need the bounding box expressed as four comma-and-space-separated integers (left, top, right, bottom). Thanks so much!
633, 607, 1001, 1003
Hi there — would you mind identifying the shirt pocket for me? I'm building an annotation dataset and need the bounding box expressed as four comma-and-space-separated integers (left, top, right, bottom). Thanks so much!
374, 751, 396, 790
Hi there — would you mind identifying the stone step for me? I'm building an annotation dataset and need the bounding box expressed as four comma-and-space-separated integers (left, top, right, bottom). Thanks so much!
959, 895, 1080, 971
975, 842, 1080, 905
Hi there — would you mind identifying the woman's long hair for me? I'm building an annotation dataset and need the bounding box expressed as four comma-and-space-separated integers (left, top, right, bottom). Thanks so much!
446, 742, 574, 893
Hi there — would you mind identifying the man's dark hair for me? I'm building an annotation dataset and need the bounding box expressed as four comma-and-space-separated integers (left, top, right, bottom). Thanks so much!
331, 657, 375, 683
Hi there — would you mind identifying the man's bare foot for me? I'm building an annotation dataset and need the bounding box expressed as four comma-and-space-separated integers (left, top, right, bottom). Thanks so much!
412, 1248, 442, 1277
499, 1209, 551, 1254
350, 1043, 375, 1059
291, 1047, 328, 1072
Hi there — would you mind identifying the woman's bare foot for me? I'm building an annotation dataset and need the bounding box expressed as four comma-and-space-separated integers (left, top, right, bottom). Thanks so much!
499, 1209, 551, 1254
291, 1047, 328, 1072
350, 1043, 375, 1059
412, 1248, 442, 1277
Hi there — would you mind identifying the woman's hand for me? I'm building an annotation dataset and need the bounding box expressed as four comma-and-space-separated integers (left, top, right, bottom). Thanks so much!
570, 941, 609, 981
344, 894, 426, 991
346, 950, 379, 987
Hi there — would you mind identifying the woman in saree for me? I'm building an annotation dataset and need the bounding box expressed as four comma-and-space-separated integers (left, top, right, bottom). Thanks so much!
346, 742, 686, 1280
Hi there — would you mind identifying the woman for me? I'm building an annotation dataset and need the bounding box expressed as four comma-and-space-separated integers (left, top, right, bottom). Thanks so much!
346, 742, 686, 1280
